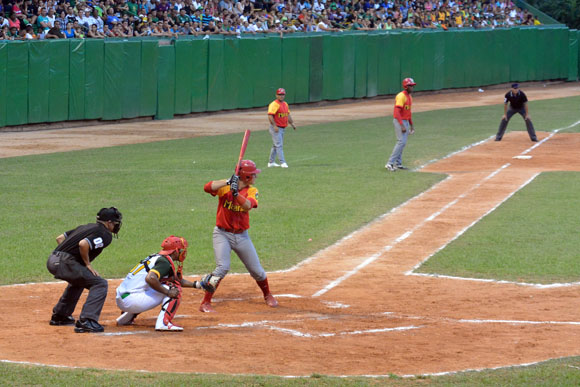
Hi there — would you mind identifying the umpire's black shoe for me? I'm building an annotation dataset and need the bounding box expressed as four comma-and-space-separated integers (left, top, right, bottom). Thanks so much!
531, 138, 538, 142
49, 314, 75, 326
495, 137, 502, 141
74, 319, 104, 333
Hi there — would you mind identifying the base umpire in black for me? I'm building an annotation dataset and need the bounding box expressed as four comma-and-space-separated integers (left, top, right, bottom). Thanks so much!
495, 83, 538, 142
47, 207, 122, 333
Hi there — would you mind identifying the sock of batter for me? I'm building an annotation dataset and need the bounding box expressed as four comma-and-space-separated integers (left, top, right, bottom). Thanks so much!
256, 278, 272, 296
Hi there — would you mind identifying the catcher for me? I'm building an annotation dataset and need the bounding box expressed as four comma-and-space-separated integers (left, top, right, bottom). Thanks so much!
115, 235, 218, 331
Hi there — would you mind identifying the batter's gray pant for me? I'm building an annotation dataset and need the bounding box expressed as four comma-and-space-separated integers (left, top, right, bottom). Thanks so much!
212, 226, 266, 281
388, 119, 410, 166
496, 106, 537, 141
269, 125, 286, 164
47, 251, 108, 322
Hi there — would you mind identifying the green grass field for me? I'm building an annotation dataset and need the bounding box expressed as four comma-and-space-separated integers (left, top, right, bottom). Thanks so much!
1, 94, 579, 384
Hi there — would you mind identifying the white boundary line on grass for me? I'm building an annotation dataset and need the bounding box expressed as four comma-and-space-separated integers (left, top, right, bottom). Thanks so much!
313, 162, 512, 297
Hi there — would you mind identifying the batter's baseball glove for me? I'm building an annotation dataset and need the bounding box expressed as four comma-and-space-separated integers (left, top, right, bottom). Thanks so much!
199, 274, 220, 293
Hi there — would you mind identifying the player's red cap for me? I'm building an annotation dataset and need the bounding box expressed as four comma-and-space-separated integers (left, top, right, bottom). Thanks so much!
276, 88, 286, 95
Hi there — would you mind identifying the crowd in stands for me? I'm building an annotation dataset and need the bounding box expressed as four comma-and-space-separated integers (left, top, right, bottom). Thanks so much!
0, 0, 542, 40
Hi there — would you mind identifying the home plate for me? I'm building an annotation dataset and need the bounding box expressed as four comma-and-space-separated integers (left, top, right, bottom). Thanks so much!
513, 155, 532, 160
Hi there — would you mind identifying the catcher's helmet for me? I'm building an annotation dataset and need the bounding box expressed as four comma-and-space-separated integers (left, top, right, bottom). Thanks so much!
276, 88, 286, 95
239, 160, 261, 182
159, 235, 188, 262
402, 78, 417, 88
96, 207, 123, 234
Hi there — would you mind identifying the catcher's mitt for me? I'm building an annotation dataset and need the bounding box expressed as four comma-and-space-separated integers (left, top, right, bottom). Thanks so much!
199, 274, 220, 293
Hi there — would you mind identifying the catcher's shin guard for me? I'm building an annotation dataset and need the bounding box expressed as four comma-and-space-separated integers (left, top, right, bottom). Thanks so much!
156, 294, 181, 328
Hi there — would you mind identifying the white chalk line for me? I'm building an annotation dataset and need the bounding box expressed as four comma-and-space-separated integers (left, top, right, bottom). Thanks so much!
313, 163, 512, 297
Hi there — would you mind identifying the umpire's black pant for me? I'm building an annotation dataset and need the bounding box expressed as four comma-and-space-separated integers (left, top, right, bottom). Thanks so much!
496, 106, 537, 141
47, 251, 108, 322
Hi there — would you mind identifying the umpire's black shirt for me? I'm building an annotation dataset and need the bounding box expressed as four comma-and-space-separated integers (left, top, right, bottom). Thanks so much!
504, 90, 528, 109
55, 223, 112, 262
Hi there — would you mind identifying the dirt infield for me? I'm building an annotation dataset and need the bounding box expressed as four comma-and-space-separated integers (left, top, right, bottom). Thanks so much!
1, 82, 580, 376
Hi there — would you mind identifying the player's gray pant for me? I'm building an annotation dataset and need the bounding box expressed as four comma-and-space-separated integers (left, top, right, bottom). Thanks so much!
47, 251, 108, 322
269, 125, 286, 164
496, 106, 537, 141
388, 119, 410, 166
212, 226, 266, 281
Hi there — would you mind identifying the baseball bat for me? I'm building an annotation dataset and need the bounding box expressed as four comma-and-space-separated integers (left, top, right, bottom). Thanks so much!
235, 130, 251, 175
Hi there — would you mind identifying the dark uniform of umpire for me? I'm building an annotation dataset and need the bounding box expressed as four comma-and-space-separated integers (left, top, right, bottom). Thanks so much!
495, 83, 538, 142
47, 207, 122, 333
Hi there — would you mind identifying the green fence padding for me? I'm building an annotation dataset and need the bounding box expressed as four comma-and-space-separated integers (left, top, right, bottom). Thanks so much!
5, 42, 29, 126
342, 34, 356, 99
490, 29, 510, 84
578, 30, 580, 77
174, 40, 194, 115
222, 38, 242, 110
28, 41, 51, 124
84, 39, 104, 120
309, 35, 323, 102
48, 40, 69, 123
354, 34, 367, 98
103, 41, 124, 120
156, 45, 176, 120
122, 41, 141, 119
69, 40, 85, 121
0, 43, 6, 127
520, 28, 538, 81
207, 38, 225, 111
140, 41, 158, 117
366, 34, 379, 97
556, 27, 570, 78
252, 37, 282, 107
237, 38, 257, 109
281, 36, 310, 104
509, 28, 524, 82
322, 35, 344, 100
190, 39, 208, 112
569, 30, 579, 81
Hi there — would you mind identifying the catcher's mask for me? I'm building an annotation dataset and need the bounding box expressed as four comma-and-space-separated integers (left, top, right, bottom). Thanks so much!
96, 207, 123, 235
239, 160, 261, 182
159, 235, 188, 264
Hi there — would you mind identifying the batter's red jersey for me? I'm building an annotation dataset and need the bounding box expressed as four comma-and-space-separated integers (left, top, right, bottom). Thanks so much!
268, 100, 290, 128
204, 182, 258, 231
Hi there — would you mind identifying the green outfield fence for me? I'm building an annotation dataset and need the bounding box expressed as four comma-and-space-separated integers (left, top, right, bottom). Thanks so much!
0, 26, 577, 128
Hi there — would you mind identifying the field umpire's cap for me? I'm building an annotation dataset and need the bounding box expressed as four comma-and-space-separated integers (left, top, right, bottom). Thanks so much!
511, 83, 519, 89
97, 207, 123, 223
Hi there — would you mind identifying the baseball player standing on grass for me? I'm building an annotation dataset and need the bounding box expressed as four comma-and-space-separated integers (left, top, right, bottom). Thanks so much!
115, 236, 216, 331
495, 83, 538, 142
46, 207, 122, 333
386, 78, 416, 172
199, 160, 278, 313
267, 88, 296, 168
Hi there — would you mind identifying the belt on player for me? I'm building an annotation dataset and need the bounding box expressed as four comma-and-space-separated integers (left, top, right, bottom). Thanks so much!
217, 227, 245, 234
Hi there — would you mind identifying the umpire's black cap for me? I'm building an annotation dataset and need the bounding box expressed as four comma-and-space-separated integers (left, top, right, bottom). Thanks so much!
511, 83, 519, 89
97, 207, 123, 222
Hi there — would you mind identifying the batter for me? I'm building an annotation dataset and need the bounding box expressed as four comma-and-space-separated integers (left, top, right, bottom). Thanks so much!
200, 160, 278, 313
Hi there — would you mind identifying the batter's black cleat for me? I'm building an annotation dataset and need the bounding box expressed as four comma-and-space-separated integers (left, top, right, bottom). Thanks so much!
49, 314, 75, 326
74, 319, 104, 333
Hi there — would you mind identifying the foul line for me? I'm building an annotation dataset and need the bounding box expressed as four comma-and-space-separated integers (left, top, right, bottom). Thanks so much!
313, 163, 511, 297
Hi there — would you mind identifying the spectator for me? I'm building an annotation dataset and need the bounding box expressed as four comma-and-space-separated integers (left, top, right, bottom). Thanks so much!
64, 21, 77, 38
45, 20, 64, 38
87, 23, 105, 37
8, 12, 21, 30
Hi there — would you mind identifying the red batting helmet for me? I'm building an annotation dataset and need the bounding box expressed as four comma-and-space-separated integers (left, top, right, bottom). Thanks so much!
159, 235, 188, 263
239, 160, 261, 182
402, 78, 416, 88
276, 88, 286, 95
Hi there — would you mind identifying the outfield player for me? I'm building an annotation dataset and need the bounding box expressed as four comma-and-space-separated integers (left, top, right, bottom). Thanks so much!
46, 207, 122, 333
115, 236, 213, 331
267, 88, 296, 168
495, 83, 538, 142
200, 160, 278, 313
386, 78, 416, 172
